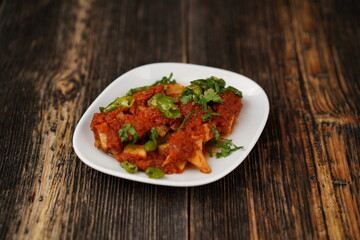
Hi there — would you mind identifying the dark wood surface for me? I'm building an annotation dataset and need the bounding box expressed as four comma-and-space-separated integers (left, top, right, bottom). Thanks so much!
0, 0, 359, 239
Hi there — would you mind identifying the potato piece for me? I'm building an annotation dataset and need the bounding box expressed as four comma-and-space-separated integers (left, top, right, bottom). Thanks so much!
155, 125, 170, 137
107, 149, 119, 156
162, 139, 211, 173
116, 112, 125, 119
123, 144, 147, 158
158, 143, 169, 155
164, 84, 185, 97
222, 115, 235, 136
202, 123, 213, 142
188, 150, 211, 173
138, 106, 146, 111
162, 155, 187, 173
176, 161, 187, 172
162, 155, 172, 166
187, 139, 211, 173
99, 133, 108, 150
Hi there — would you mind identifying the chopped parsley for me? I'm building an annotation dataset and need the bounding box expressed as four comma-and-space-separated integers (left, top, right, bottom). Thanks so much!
179, 88, 196, 105
176, 110, 200, 131
144, 128, 160, 152
149, 128, 159, 145
179, 76, 229, 114
155, 73, 176, 85
190, 76, 226, 92
212, 126, 221, 139
212, 139, 243, 158
126, 73, 176, 96
203, 88, 224, 103
208, 126, 243, 158
202, 111, 220, 122
118, 124, 138, 144
180, 87, 222, 110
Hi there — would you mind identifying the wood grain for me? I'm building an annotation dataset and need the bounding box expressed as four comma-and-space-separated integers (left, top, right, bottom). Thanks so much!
188, 0, 359, 239
0, 0, 187, 239
0, 0, 359, 239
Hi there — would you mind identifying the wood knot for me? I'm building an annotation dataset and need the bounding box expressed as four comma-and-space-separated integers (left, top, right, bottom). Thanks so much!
333, 180, 348, 186
55, 73, 81, 102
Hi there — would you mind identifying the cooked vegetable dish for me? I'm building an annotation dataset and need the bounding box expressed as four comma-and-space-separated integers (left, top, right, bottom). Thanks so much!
90, 74, 243, 178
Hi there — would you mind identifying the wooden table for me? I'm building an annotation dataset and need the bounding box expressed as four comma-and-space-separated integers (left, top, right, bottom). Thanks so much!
1, 0, 359, 239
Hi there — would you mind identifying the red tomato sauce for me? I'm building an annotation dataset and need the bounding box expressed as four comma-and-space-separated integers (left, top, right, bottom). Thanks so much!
90, 83, 242, 174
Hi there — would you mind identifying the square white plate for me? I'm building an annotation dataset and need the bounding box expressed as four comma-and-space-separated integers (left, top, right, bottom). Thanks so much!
73, 63, 269, 187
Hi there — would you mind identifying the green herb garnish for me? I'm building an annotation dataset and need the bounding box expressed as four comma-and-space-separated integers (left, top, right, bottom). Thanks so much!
149, 128, 159, 144
212, 126, 221, 139
212, 139, 243, 158
126, 73, 176, 96
208, 126, 243, 158
202, 111, 220, 122
144, 128, 159, 151
118, 124, 138, 144
176, 110, 200, 131
190, 76, 226, 92
155, 73, 176, 85
179, 87, 198, 105
179, 77, 225, 111
203, 88, 224, 103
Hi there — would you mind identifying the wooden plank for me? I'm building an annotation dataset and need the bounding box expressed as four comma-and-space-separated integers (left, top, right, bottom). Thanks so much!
188, 0, 360, 239
186, 0, 275, 229
290, 0, 360, 239
0, 0, 188, 239
0, 0, 359, 239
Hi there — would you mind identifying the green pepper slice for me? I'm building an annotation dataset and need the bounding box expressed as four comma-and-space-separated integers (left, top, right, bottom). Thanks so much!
144, 140, 157, 151
148, 93, 181, 118
226, 86, 243, 98
145, 167, 165, 179
120, 161, 138, 174
100, 96, 134, 113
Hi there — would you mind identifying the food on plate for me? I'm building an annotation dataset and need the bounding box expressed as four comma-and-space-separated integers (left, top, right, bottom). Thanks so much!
90, 74, 243, 178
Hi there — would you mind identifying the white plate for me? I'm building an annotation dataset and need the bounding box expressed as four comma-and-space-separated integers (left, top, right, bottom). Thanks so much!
73, 63, 269, 187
